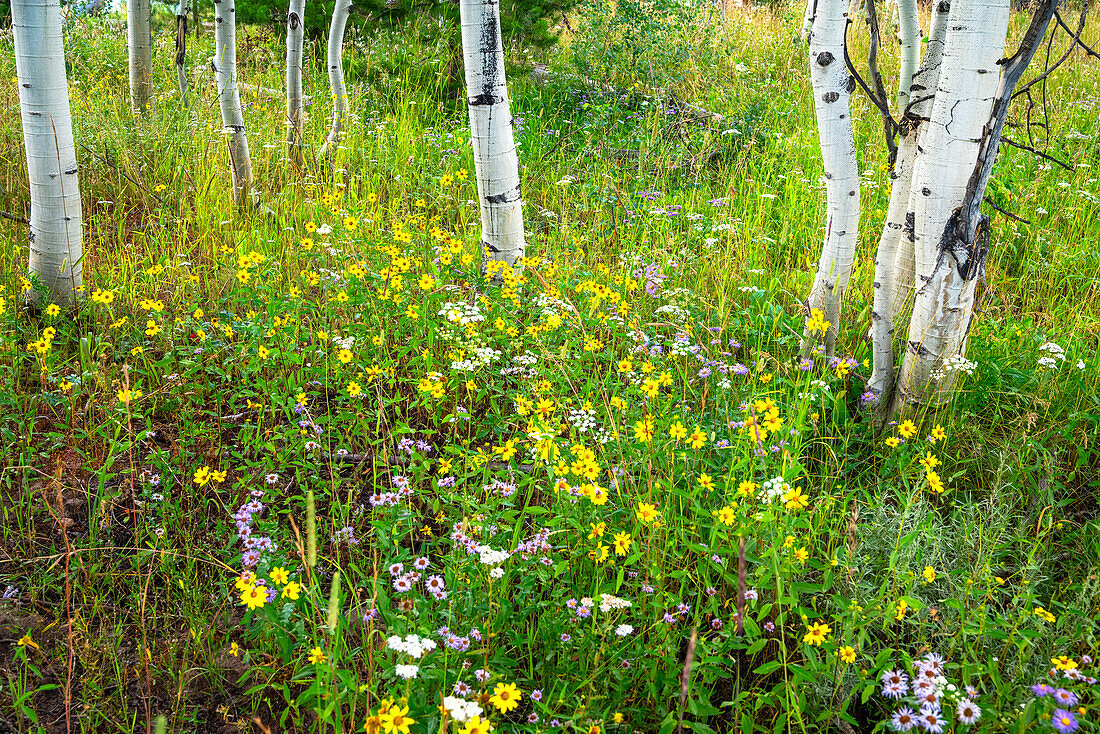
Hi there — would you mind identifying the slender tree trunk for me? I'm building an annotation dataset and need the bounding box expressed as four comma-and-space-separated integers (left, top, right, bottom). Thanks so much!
801, 0, 859, 356
890, 0, 1010, 413
213, 0, 254, 207
896, 0, 920, 114
176, 0, 192, 106
800, 0, 816, 42
866, 0, 949, 412
127, 0, 153, 113
459, 0, 526, 274
12, 0, 83, 305
320, 0, 352, 159
285, 0, 307, 167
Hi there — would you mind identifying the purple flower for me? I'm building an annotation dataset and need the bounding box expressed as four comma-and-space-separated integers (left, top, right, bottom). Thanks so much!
662, 612, 677, 624
530, 689, 543, 702
474, 668, 491, 682
1032, 683, 1055, 697
560, 633, 571, 642
241, 549, 261, 567
917, 704, 946, 734
1052, 710, 1079, 733
453, 681, 471, 696
697, 367, 711, 379
860, 391, 876, 403
1053, 689, 1079, 707
891, 707, 917, 731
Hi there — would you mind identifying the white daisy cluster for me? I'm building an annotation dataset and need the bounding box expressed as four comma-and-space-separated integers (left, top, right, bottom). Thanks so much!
599, 593, 632, 613
333, 334, 354, 351
567, 404, 597, 433
438, 301, 485, 325
476, 545, 510, 566
450, 346, 500, 371
443, 696, 484, 722
512, 351, 539, 366
1038, 341, 1067, 370
933, 354, 978, 380
594, 426, 618, 444
386, 634, 437, 659
758, 476, 788, 505
655, 303, 690, 324
534, 294, 574, 317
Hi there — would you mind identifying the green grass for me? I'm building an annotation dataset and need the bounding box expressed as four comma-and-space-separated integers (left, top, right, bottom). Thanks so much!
1, 3, 1099, 733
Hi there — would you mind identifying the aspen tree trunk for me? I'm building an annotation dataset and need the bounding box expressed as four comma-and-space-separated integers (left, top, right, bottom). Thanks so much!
127, 0, 153, 113
891, 2, 950, 305
865, 0, 949, 411
801, 0, 859, 356
800, 0, 816, 41
320, 0, 352, 159
895, 0, 920, 114
176, 0, 191, 106
285, 0, 307, 167
890, 0, 1010, 413
213, 0, 254, 207
12, 0, 83, 305
459, 0, 526, 273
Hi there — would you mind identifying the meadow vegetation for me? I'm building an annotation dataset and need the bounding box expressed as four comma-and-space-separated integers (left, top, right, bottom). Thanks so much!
1, 2, 1100, 732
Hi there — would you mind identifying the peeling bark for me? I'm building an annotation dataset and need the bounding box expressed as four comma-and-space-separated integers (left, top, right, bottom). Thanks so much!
865, 0, 949, 413
213, 0, 254, 208
13, 0, 83, 305
891, 0, 1010, 413
459, 0, 526, 274
802, 0, 860, 356
320, 0, 352, 159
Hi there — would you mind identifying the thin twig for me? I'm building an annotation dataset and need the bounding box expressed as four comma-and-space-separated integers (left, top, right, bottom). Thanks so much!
1, 210, 29, 225
1012, 1, 1089, 101
1000, 136, 1074, 171
982, 197, 1032, 224
1055, 9, 1100, 57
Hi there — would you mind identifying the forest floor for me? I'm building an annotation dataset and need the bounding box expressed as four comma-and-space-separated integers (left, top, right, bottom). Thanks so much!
1, 4, 1100, 733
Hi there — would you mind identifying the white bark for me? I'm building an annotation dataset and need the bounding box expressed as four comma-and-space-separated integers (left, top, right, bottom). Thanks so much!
13, 0, 83, 305
801, 0, 859, 356
892, 0, 1009, 412
896, 0, 920, 114
865, 0, 948, 410
320, 0, 352, 159
176, 0, 191, 106
800, 0, 815, 42
459, 0, 526, 273
891, 1, 951, 305
285, 0, 307, 167
213, 0, 254, 208
127, 0, 153, 113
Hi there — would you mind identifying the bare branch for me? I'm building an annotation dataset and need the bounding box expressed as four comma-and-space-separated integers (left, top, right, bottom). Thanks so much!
1055, 9, 1100, 58
843, 4, 898, 154
1012, 1, 1088, 101
1000, 135, 1074, 171
983, 196, 1032, 225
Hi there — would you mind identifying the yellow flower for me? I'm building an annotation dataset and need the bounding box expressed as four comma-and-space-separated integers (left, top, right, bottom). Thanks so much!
229, 641, 240, 657
588, 522, 606, 539
669, 421, 687, 440
736, 480, 758, 497
16, 635, 39, 650
460, 716, 492, 734
689, 426, 707, 449
931, 424, 947, 441
193, 466, 212, 486
613, 531, 632, 556
803, 621, 831, 646
923, 566, 936, 583
839, 645, 856, 663
117, 388, 142, 403
697, 473, 715, 491
1051, 655, 1077, 670
489, 682, 522, 713
307, 646, 326, 665
636, 502, 659, 524
885, 436, 901, 448
782, 485, 809, 511
590, 543, 609, 563
716, 505, 736, 526
240, 584, 266, 610
282, 581, 301, 600
633, 417, 655, 442
613, 713, 624, 724
270, 567, 289, 586
898, 420, 917, 439
343, 216, 358, 231
45, 303, 60, 316
793, 546, 810, 564
895, 599, 908, 620
380, 704, 415, 734
347, 381, 362, 397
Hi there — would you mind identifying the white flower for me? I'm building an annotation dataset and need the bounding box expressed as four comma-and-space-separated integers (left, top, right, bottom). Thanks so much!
395, 664, 419, 679
599, 594, 632, 613
489, 567, 504, 579
443, 696, 483, 722
615, 624, 634, 637
1078, 360, 1086, 369
956, 699, 981, 725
